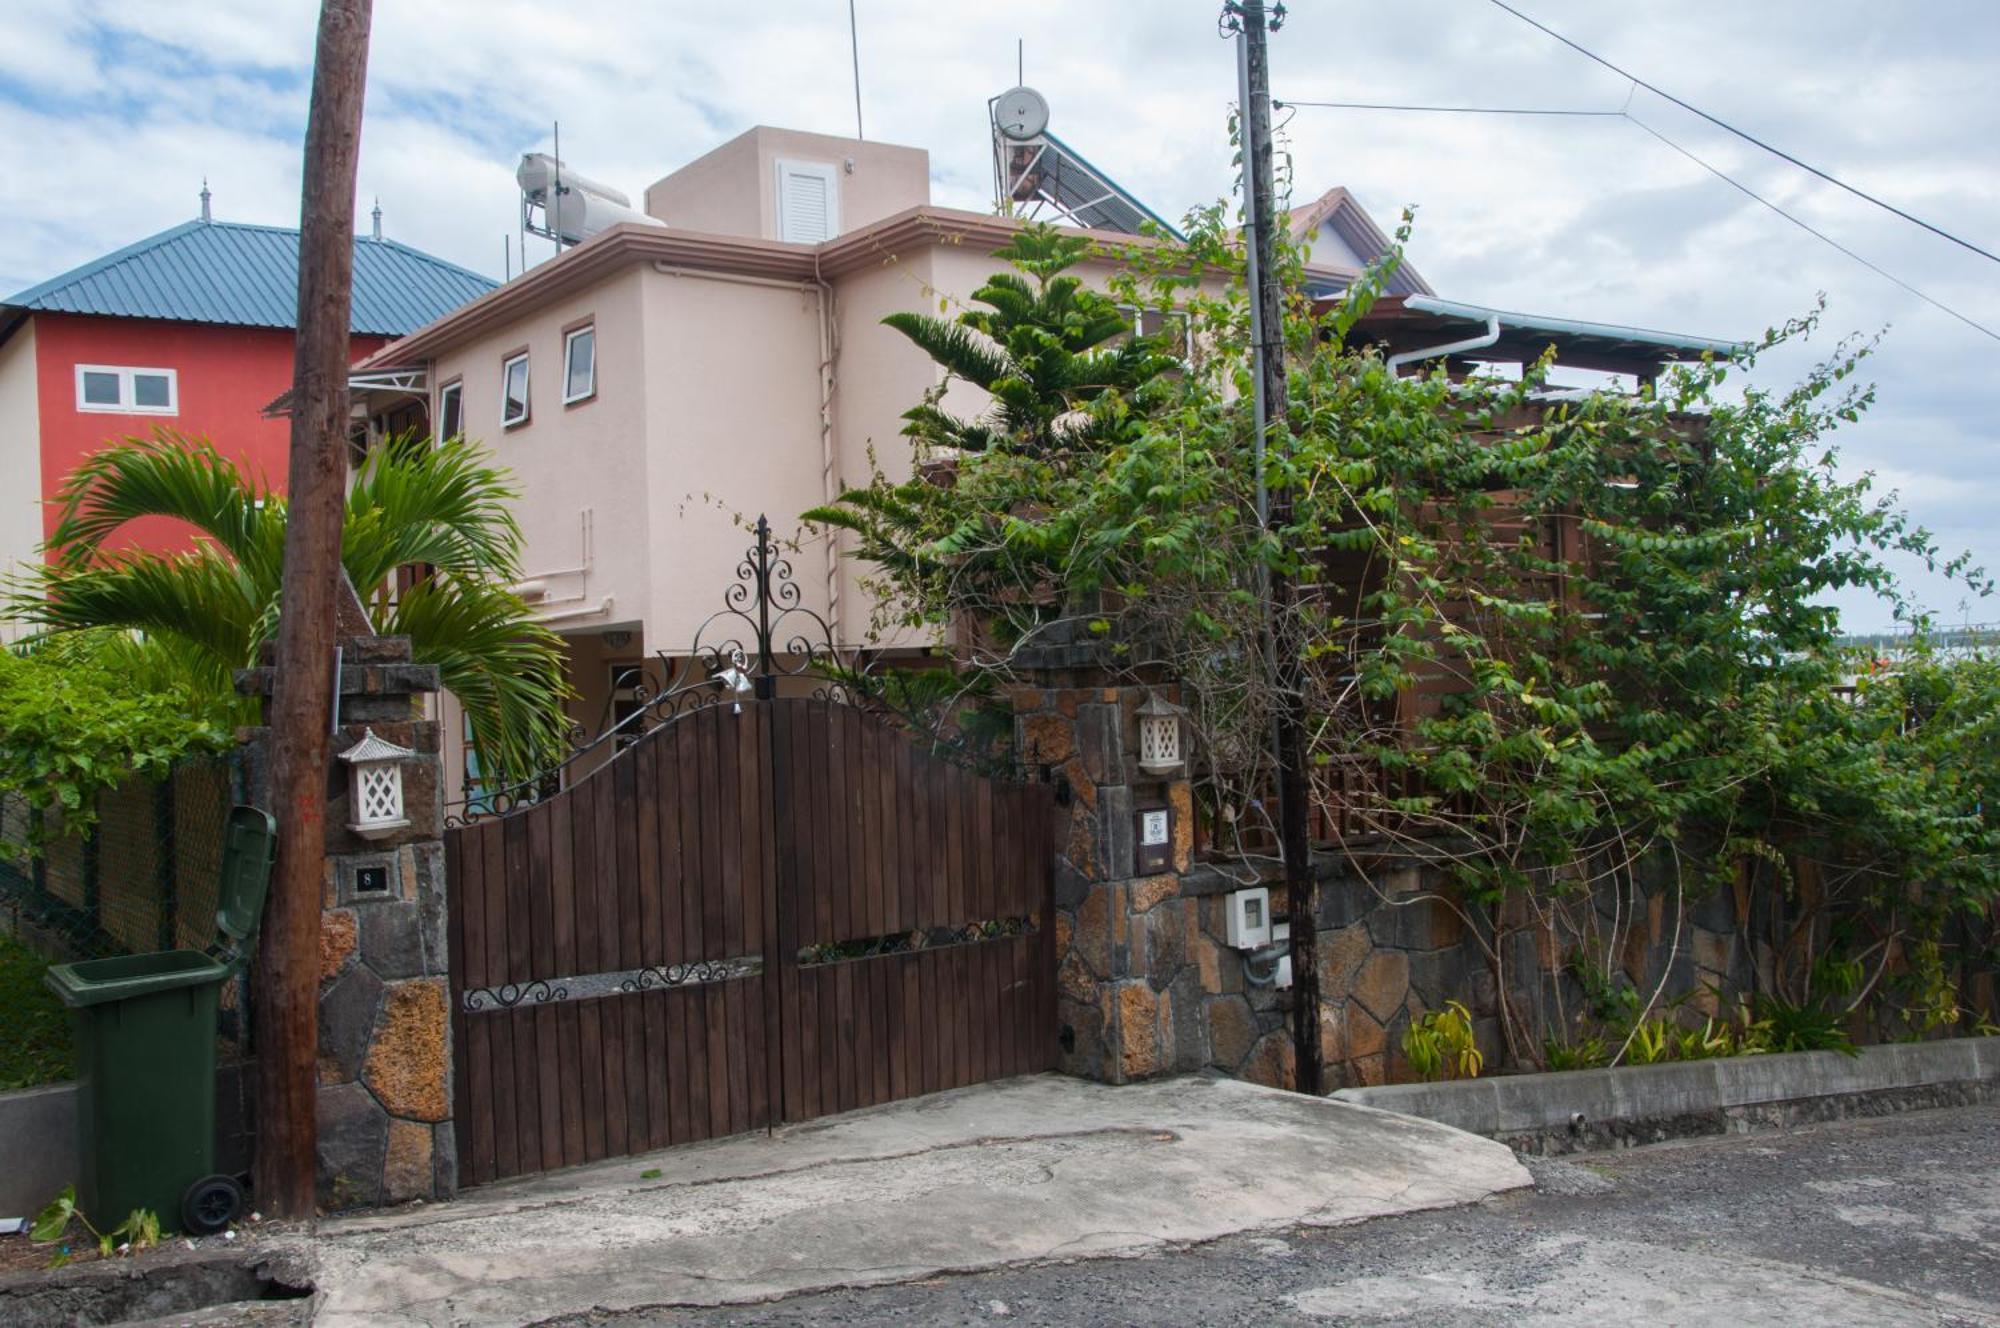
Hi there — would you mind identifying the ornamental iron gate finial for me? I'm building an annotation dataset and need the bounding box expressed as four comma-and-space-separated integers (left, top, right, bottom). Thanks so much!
445, 515, 843, 825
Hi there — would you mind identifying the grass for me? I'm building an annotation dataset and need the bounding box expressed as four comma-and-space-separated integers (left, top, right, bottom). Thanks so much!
0, 932, 73, 1090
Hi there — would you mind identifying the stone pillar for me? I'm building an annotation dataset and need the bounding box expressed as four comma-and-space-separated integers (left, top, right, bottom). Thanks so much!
239, 628, 453, 1210
1014, 682, 1215, 1084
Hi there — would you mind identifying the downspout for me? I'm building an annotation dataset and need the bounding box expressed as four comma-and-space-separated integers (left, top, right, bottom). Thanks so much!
813, 254, 843, 648
1384, 312, 1501, 376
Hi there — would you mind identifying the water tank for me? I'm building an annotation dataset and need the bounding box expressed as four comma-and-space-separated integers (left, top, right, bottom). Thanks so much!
516, 153, 629, 207
517, 153, 664, 245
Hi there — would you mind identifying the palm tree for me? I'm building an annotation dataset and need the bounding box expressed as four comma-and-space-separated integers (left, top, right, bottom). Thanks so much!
7, 431, 572, 785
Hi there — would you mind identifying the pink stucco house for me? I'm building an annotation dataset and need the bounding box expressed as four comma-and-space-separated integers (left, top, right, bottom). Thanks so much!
352, 126, 1414, 805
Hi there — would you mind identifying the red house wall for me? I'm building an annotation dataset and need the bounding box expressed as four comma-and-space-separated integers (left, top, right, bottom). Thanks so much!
31, 313, 387, 557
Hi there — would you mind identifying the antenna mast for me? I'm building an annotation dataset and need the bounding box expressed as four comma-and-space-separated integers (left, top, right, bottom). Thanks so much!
848, 0, 865, 140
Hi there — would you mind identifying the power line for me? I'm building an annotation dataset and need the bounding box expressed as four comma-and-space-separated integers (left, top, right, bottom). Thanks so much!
1621, 112, 2000, 344
1274, 98, 1621, 117
1279, 95, 2000, 343
1487, 0, 2000, 268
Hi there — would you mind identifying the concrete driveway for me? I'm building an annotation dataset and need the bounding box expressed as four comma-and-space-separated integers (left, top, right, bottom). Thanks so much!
625, 1103, 2000, 1327
297, 1074, 1529, 1327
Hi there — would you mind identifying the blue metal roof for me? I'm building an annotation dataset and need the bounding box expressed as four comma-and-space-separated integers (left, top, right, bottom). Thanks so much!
2, 219, 496, 337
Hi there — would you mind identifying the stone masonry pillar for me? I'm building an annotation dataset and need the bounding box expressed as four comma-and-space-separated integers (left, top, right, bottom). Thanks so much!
1013, 681, 1201, 1084
239, 622, 454, 1210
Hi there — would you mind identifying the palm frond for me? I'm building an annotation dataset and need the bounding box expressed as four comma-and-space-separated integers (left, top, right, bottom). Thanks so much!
340, 436, 527, 596
8, 550, 267, 666
44, 431, 282, 579
380, 577, 574, 784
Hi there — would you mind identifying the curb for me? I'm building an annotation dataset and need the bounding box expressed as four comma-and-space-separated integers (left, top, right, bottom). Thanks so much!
1332, 1036, 2000, 1154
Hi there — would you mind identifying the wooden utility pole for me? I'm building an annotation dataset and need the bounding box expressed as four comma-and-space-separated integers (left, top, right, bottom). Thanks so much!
1230, 0, 1321, 1095
256, 0, 374, 1218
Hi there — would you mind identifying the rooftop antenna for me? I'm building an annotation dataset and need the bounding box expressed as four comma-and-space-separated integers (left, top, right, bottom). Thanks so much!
1018, 37, 1023, 85
370, 197, 382, 241
551, 121, 563, 255
504, 234, 512, 281
848, 0, 865, 140
200, 178, 212, 223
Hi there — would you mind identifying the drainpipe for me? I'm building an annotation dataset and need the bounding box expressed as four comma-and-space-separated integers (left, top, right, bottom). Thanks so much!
812, 259, 842, 649
1384, 312, 1501, 377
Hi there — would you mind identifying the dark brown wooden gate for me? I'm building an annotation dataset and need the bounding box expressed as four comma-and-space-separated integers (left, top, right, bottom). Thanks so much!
444, 697, 1057, 1186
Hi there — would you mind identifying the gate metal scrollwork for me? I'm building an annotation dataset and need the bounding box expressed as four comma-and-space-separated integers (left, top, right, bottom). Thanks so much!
445, 515, 844, 827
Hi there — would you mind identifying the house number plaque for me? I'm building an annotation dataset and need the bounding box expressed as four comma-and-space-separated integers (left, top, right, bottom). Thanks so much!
1135, 805, 1173, 876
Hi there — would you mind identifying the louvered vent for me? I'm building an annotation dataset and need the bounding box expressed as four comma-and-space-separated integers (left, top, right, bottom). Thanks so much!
776, 160, 839, 243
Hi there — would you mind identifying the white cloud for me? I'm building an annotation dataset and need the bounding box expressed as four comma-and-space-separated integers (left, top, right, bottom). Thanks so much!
1, 0, 1993, 625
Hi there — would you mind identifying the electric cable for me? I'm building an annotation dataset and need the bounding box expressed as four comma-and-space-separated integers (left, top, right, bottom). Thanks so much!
1622, 112, 2000, 344
1275, 99, 1620, 117
1277, 96, 2000, 344
1487, 0, 2000, 267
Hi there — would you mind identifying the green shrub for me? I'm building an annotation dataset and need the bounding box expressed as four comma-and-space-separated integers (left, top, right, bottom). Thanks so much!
0, 934, 72, 1089
1403, 1000, 1484, 1081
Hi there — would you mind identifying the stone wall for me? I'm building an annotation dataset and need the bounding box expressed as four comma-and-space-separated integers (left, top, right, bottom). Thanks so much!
1015, 682, 1300, 1089
238, 629, 454, 1209
1023, 677, 2000, 1095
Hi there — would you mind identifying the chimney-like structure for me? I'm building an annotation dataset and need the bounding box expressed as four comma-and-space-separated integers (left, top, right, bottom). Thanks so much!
200, 178, 212, 223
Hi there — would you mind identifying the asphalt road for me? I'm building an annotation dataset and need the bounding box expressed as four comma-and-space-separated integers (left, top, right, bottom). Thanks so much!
584, 1104, 2000, 1327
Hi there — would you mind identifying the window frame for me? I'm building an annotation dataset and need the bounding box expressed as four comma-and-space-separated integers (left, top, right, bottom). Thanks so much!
74, 364, 179, 416
499, 351, 531, 429
1115, 305, 1194, 369
435, 378, 463, 444
608, 661, 646, 750
562, 325, 597, 406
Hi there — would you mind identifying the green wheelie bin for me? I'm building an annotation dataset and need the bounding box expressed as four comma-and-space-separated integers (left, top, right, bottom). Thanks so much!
45, 805, 277, 1237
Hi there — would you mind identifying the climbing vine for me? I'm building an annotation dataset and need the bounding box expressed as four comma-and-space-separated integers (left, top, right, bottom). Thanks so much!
812, 215, 1997, 1057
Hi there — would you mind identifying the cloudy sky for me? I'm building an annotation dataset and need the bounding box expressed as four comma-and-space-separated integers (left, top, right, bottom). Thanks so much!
2, 1, 1994, 631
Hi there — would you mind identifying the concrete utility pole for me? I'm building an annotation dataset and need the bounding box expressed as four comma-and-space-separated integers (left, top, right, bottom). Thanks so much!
1229, 0, 1322, 1096
257, 0, 374, 1218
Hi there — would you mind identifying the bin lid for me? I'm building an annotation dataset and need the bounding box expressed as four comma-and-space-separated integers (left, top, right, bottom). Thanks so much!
46, 948, 230, 1008
216, 805, 278, 943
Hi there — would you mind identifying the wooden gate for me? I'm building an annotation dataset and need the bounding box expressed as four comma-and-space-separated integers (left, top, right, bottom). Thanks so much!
444, 697, 1057, 1187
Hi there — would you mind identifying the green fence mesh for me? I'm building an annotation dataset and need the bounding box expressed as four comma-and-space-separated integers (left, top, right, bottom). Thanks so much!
0, 754, 243, 959
0, 752, 246, 1087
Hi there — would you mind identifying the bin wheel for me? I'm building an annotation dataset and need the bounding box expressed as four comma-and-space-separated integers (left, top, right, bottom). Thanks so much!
181, 1174, 243, 1236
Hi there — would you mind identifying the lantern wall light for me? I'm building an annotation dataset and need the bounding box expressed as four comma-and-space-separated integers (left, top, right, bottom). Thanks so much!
339, 727, 417, 840
1136, 692, 1185, 777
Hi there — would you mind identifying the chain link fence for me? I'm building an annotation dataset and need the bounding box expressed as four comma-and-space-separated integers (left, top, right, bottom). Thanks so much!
0, 752, 246, 1088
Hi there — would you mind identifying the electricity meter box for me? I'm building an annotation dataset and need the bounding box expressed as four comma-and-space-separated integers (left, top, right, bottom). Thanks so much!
1225, 887, 1272, 949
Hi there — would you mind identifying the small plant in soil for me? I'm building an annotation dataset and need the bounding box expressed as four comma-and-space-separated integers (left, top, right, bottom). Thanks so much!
30, 1186, 161, 1269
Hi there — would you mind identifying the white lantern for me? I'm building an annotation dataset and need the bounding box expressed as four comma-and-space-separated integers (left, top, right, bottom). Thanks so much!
338, 727, 417, 839
1136, 692, 1185, 777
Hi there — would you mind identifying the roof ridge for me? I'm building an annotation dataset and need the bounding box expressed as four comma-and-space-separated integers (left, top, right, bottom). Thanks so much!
2, 216, 497, 335
2, 219, 206, 306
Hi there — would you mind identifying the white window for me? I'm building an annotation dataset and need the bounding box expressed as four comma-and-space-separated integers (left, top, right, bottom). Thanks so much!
775, 159, 840, 244
500, 352, 530, 427
75, 364, 178, 415
436, 380, 463, 443
563, 326, 596, 404
1116, 305, 1193, 366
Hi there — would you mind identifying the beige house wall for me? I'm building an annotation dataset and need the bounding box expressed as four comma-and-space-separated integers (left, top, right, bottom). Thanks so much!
0, 323, 40, 640
644, 127, 929, 241
826, 249, 944, 650
431, 267, 652, 642
638, 265, 831, 649
409, 213, 1240, 808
